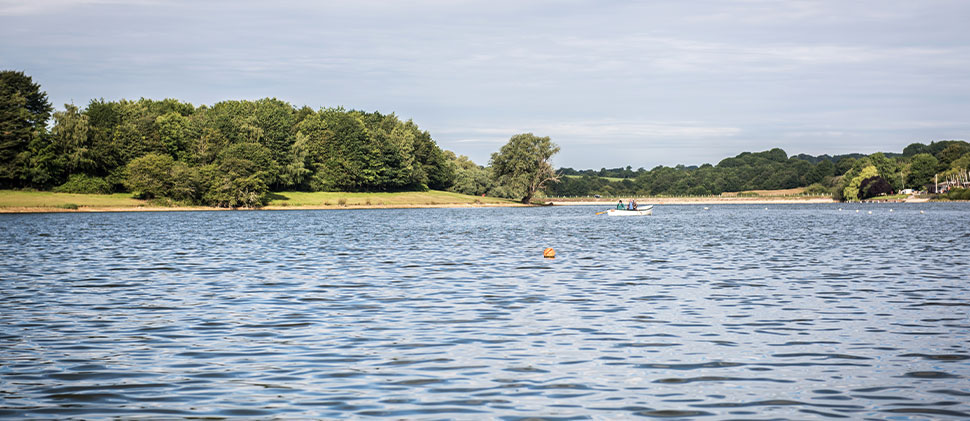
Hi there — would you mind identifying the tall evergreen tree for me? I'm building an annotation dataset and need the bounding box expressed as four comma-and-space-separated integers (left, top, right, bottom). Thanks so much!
0, 70, 53, 187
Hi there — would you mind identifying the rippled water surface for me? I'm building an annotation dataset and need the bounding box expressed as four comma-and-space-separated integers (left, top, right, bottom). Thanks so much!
2, 203, 969, 419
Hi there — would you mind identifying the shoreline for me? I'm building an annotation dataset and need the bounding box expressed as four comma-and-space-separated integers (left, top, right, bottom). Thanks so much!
1, 192, 946, 214
0, 202, 537, 214
0, 202, 531, 214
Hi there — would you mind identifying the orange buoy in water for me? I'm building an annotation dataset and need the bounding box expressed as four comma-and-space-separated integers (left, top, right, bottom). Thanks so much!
543, 248, 556, 259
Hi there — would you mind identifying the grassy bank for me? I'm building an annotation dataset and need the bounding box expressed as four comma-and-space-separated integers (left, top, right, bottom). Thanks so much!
0, 190, 145, 211
265, 191, 516, 208
0, 190, 519, 213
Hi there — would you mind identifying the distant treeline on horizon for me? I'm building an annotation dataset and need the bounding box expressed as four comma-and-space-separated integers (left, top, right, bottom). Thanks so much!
3, 70, 969, 205
552, 141, 970, 200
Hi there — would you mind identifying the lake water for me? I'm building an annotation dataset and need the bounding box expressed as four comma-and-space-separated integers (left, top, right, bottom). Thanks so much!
1, 203, 969, 419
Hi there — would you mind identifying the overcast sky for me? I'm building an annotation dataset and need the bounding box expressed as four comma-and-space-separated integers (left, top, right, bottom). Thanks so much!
2, 0, 969, 168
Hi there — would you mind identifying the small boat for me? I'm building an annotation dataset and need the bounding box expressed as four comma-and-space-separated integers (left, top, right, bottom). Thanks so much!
607, 205, 653, 216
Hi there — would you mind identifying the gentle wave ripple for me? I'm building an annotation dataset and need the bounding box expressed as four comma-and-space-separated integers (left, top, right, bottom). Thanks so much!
1, 203, 969, 419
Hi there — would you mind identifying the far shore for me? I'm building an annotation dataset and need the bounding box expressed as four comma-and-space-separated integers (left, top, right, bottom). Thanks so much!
550, 197, 839, 206
549, 195, 937, 206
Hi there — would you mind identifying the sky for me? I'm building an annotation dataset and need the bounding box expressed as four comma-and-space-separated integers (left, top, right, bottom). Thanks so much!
2, 0, 969, 169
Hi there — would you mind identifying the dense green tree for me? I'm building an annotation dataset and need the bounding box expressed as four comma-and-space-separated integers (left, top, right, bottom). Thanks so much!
843, 165, 879, 201
279, 132, 312, 189
126, 153, 186, 200
253, 98, 296, 168
84, 99, 125, 178
859, 176, 893, 200
113, 99, 167, 161
156, 112, 191, 160
937, 143, 970, 170
490, 133, 560, 203
53, 173, 112, 194
949, 152, 970, 172
835, 157, 856, 175
805, 160, 835, 185
355, 112, 418, 189
201, 157, 267, 208
51, 103, 93, 175
188, 127, 229, 165
2, 74, 460, 203
297, 109, 382, 191
0, 70, 52, 187
903, 142, 928, 156
907, 153, 939, 189
446, 151, 492, 196
868, 152, 903, 190
411, 125, 454, 190
218, 142, 279, 187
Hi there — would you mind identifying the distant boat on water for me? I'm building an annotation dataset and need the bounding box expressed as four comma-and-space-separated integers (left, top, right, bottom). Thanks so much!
607, 205, 653, 216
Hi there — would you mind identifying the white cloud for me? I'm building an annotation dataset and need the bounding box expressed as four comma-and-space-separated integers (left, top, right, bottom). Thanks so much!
440, 120, 741, 144
0, 0, 161, 16
3, 0, 969, 168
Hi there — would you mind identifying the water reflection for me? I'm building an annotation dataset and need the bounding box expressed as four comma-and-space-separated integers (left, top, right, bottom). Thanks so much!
1, 204, 968, 418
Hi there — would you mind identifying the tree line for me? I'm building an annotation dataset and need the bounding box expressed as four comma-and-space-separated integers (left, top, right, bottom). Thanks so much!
546, 143, 970, 201
3, 70, 966, 205
1, 71, 462, 206
2, 70, 563, 206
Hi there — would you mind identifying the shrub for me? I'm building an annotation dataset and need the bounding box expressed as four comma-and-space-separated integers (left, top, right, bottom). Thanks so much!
125, 153, 201, 203
804, 183, 829, 195
53, 174, 112, 194
337, 198, 347, 206
200, 162, 267, 208
943, 187, 970, 200
59, 203, 79, 210
125, 153, 174, 199
687, 185, 710, 196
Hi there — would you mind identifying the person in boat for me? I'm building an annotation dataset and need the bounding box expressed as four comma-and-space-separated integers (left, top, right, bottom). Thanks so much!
616, 200, 624, 210
631, 198, 638, 211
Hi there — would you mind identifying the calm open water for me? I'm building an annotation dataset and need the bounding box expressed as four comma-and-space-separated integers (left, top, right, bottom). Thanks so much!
1, 203, 969, 419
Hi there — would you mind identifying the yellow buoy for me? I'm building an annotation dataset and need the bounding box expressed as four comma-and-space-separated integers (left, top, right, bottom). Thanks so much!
543, 248, 556, 259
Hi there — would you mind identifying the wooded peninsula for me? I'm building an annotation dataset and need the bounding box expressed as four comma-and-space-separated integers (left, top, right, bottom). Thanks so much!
3, 70, 969, 210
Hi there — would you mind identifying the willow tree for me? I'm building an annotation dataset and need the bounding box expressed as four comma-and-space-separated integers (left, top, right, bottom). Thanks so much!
489, 133, 560, 203
842, 165, 879, 202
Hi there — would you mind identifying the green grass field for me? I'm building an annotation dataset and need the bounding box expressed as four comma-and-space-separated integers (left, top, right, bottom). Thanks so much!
0, 190, 144, 209
266, 190, 515, 207
0, 189, 517, 211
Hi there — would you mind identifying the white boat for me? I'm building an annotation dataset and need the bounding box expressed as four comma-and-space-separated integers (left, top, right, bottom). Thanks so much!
607, 205, 653, 216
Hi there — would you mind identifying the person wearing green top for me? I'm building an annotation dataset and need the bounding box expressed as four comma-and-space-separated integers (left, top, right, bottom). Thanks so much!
616, 200, 625, 210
